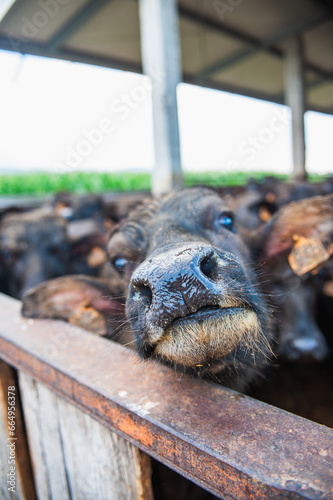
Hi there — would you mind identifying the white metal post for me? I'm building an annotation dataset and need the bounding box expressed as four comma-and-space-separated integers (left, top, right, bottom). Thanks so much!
139, 0, 184, 194
284, 36, 307, 180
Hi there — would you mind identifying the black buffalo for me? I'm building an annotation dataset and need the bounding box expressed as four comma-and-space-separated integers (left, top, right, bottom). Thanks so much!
22, 188, 333, 392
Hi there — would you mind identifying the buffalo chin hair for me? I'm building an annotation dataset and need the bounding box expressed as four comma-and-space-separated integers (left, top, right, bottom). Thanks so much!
154, 309, 271, 368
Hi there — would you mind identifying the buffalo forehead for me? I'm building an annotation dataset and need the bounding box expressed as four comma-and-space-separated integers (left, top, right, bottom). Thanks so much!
109, 188, 233, 258
150, 199, 244, 259
160, 188, 230, 223
148, 190, 229, 240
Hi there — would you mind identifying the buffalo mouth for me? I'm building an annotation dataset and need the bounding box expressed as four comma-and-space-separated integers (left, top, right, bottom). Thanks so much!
154, 305, 263, 367
171, 305, 248, 328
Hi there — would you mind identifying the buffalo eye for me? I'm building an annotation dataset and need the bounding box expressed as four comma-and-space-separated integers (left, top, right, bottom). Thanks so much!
217, 212, 235, 232
113, 257, 128, 274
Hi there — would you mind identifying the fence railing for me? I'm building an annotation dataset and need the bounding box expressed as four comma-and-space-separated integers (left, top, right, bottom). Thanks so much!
0, 292, 332, 500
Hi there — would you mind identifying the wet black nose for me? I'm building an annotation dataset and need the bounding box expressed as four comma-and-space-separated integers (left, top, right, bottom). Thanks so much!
128, 243, 233, 332
279, 331, 329, 362
132, 244, 220, 303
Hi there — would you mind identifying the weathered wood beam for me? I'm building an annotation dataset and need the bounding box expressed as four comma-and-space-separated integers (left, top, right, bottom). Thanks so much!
0, 293, 332, 500
0, 360, 36, 500
19, 372, 153, 500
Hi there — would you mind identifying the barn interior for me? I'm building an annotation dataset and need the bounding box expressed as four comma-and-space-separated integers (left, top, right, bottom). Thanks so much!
0, 1, 332, 499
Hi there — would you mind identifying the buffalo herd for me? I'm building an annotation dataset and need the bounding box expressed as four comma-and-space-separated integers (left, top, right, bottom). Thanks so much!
1, 178, 333, 425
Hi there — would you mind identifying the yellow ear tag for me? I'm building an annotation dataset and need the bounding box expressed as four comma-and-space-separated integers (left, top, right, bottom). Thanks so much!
288, 235, 330, 276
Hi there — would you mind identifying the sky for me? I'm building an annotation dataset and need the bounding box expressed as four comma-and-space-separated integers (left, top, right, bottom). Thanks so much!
0, 48, 332, 176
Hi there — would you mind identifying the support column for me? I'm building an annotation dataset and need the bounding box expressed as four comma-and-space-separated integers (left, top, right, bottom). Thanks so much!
284, 37, 307, 180
139, 0, 184, 194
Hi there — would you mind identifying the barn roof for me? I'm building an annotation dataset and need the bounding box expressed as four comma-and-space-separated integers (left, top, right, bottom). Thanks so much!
0, 0, 332, 114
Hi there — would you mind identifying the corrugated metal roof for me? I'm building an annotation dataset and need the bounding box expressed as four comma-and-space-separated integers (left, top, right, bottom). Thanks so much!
0, 0, 332, 114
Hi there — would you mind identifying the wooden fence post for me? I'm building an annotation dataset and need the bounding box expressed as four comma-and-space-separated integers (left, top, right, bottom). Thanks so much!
18, 372, 153, 500
0, 360, 36, 500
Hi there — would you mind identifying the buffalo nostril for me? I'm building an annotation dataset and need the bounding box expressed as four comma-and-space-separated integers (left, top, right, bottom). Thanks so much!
199, 253, 217, 279
133, 282, 153, 307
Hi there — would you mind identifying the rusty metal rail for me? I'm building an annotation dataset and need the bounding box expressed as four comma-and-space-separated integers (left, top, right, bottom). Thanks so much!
0, 292, 332, 500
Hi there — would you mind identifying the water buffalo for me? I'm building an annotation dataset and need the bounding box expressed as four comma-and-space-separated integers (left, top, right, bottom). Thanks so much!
0, 210, 69, 298
0, 208, 108, 299
52, 192, 104, 221
107, 187, 273, 391
21, 188, 333, 391
232, 190, 330, 363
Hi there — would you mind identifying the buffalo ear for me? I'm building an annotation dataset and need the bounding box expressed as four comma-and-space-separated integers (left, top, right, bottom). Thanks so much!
21, 275, 125, 336
252, 194, 333, 275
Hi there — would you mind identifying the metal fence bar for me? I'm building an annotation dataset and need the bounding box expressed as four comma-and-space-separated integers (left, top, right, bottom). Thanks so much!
0, 293, 332, 500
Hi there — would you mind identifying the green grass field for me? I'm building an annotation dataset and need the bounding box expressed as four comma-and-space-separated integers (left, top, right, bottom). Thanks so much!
0, 170, 326, 196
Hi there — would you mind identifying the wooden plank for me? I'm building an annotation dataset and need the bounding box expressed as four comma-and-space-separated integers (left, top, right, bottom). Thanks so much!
18, 372, 153, 500
0, 360, 36, 500
0, 293, 332, 500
